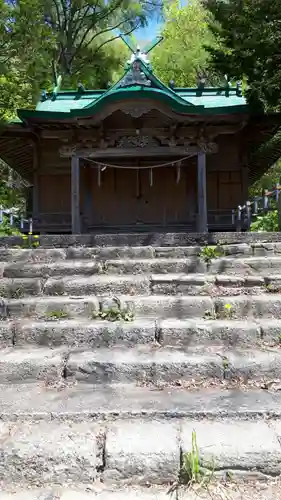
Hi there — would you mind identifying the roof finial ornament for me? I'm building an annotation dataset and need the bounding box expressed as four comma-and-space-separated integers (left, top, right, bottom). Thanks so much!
118, 35, 163, 88
120, 35, 163, 69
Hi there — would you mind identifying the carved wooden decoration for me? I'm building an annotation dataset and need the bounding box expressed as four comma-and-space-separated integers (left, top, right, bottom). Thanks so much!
198, 141, 218, 154
115, 135, 160, 149
60, 145, 77, 157
119, 105, 152, 118
118, 61, 152, 88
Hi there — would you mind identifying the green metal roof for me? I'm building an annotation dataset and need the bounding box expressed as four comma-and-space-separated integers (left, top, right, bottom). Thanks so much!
18, 52, 249, 122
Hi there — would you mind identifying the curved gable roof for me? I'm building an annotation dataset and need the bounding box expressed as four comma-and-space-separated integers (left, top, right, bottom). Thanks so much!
17, 54, 249, 123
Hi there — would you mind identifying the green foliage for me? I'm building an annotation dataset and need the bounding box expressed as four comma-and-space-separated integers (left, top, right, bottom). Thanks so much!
181, 430, 201, 485
0, 0, 162, 117
199, 244, 224, 263
0, 0, 161, 212
45, 309, 70, 320
7, 0, 161, 89
204, 0, 281, 111
96, 308, 135, 322
152, 0, 220, 87
249, 160, 281, 198
93, 296, 135, 322
250, 210, 279, 232
0, 219, 21, 237
21, 234, 40, 248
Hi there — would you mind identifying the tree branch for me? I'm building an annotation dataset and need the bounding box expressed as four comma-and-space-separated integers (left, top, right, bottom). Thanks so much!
73, 21, 140, 73
72, 15, 138, 66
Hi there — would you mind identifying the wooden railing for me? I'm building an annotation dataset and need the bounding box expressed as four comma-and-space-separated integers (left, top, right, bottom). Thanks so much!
0, 208, 33, 233
2, 201, 279, 234
232, 182, 281, 231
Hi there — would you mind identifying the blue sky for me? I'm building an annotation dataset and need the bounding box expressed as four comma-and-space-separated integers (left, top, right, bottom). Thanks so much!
135, 17, 162, 41
135, 0, 187, 42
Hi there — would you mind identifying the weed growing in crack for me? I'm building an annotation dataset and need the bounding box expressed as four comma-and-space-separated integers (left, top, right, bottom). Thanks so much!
204, 309, 218, 320
95, 308, 135, 322
199, 245, 224, 264
265, 283, 281, 293
97, 261, 108, 274
21, 233, 40, 249
92, 297, 135, 322
168, 430, 214, 497
2, 287, 24, 299
9, 288, 24, 299
221, 356, 229, 370
45, 309, 70, 320
181, 430, 201, 485
223, 303, 233, 319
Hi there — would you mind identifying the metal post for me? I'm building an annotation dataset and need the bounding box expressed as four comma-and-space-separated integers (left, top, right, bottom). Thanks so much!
71, 155, 80, 234
263, 189, 269, 213
236, 206, 242, 232
278, 178, 281, 231
197, 152, 208, 232
245, 201, 252, 230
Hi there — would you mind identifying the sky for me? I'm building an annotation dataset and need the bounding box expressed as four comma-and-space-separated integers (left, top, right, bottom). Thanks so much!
134, 0, 186, 42
135, 17, 162, 42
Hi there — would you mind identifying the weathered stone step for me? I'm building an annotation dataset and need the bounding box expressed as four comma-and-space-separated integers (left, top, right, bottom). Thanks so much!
0, 485, 278, 500
0, 420, 103, 485
0, 416, 281, 486
0, 347, 66, 383
3, 258, 207, 277
4, 294, 281, 320
1, 345, 281, 384
3, 273, 281, 298
5, 256, 281, 280
0, 241, 281, 264
65, 346, 281, 384
4, 317, 281, 349
209, 256, 281, 275
1, 382, 281, 420
1, 230, 281, 248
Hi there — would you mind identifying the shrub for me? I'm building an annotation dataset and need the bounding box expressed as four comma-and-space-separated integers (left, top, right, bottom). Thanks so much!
250, 210, 279, 232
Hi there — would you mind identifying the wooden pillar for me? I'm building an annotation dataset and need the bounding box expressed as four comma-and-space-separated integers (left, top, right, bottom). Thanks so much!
32, 142, 39, 219
83, 165, 92, 231
71, 155, 80, 234
197, 151, 208, 232
32, 171, 39, 217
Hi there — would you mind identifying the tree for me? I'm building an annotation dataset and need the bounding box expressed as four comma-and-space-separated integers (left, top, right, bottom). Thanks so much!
204, 0, 281, 111
10, 0, 162, 84
151, 0, 219, 87
0, 0, 160, 116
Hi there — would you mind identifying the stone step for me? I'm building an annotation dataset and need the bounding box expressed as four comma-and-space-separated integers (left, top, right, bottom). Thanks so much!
0, 485, 279, 500
3, 273, 281, 298
0, 347, 66, 383
105, 256, 281, 276
1, 382, 281, 420
0, 413, 281, 486
0, 419, 103, 485
0, 246, 203, 264
0, 241, 280, 265
209, 256, 281, 275
65, 346, 281, 385
4, 294, 281, 320
4, 256, 281, 280
1, 383, 281, 488
1, 345, 280, 384
1, 231, 281, 248
4, 317, 281, 349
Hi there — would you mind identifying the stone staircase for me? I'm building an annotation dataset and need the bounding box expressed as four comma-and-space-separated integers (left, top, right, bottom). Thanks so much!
1, 232, 281, 499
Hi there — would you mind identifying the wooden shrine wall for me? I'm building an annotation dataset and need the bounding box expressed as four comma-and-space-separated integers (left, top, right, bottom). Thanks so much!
81, 160, 197, 228
35, 134, 248, 231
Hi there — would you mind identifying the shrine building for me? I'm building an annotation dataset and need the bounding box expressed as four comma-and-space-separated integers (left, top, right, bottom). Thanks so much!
0, 37, 280, 234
